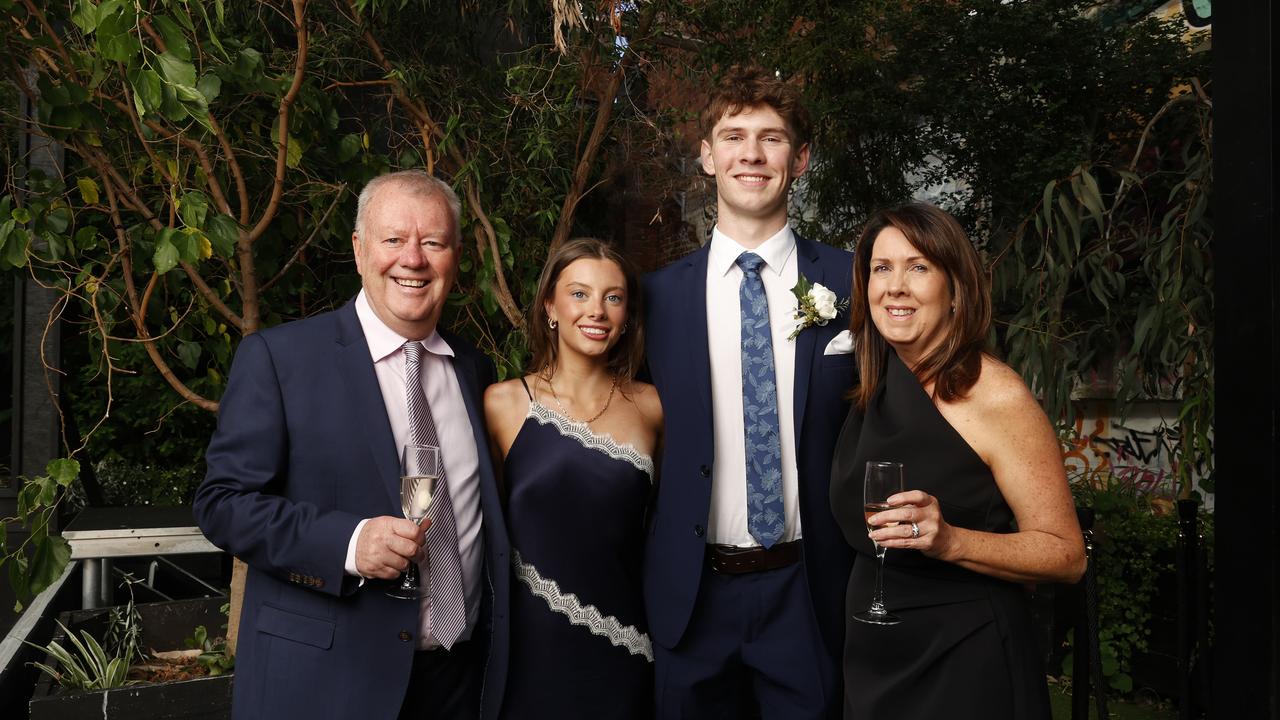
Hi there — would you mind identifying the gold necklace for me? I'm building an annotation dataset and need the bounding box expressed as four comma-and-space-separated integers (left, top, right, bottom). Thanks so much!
546, 374, 619, 424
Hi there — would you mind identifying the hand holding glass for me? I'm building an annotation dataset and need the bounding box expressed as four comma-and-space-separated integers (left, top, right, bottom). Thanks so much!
854, 460, 905, 625
386, 444, 441, 600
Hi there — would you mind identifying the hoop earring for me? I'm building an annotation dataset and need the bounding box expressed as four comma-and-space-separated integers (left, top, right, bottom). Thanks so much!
548, 318, 558, 330
621, 323, 628, 335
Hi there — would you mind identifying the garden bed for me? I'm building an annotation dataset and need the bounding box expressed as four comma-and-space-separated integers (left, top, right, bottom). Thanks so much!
29, 596, 232, 720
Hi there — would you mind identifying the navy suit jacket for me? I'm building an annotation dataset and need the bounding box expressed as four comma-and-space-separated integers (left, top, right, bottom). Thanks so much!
194, 301, 510, 720
642, 236, 856, 660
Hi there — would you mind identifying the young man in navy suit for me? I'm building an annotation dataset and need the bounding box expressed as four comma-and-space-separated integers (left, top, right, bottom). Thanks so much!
643, 67, 856, 718
195, 171, 509, 719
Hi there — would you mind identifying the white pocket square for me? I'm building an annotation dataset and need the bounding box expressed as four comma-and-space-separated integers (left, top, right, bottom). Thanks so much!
823, 330, 854, 355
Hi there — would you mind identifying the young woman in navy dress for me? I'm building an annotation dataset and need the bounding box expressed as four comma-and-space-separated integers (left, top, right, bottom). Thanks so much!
484, 238, 661, 719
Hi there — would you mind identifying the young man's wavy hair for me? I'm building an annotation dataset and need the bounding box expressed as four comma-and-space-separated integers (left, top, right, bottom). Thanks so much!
527, 237, 645, 382
700, 65, 812, 148
849, 203, 992, 409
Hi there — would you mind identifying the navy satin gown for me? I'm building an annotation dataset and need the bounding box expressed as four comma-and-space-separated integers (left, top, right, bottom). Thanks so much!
500, 390, 654, 719
830, 351, 1051, 719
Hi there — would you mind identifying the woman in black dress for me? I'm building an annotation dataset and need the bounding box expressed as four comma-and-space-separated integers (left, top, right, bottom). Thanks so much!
484, 238, 661, 719
830, 203, 1085, 719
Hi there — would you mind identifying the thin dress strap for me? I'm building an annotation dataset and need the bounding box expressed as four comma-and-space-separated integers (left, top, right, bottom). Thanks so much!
518, 375, 534, 401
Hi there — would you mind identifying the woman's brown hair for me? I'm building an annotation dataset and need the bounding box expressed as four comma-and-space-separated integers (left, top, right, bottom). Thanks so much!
849, 202, 992, 408
527, 237, 645, 381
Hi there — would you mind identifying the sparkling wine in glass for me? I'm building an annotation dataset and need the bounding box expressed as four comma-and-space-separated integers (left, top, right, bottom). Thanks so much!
386, 444, 441, 600
854, 460, 905, 625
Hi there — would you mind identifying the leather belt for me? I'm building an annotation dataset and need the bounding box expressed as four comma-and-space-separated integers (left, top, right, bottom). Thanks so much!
705, 540, 800, 574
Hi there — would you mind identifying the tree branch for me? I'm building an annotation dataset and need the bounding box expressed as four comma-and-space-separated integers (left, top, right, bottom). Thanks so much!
114, 78, 179, 186
260, 183, 345, 293
1108, 89, 1207, 236
75, 258, 127, 452
100, 88, 240, 222
324, 79, 395, 91
101, 171, 218, 412
246, 0, 309, 244
84, 141, 246, 329
463, 181, 523, 327
239, 0, 310, 334
17, 0, 74, 72
207, 115, 251, 225
8, 11, 66, 79
549, 3, 656, 254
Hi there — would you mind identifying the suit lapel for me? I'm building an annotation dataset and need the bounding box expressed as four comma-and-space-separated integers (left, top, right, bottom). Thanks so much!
792, 237, 822, 448
334, 303, 402, 510
683, 246, 714, 419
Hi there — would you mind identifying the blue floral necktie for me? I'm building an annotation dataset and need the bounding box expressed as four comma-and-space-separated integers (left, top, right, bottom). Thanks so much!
735, 252, 785, 548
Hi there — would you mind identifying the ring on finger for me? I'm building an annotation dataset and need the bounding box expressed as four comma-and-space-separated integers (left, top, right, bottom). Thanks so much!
910, 521, 920, 539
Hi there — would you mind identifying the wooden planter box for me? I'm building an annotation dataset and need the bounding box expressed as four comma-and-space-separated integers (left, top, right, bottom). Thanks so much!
28, 597, 233, 720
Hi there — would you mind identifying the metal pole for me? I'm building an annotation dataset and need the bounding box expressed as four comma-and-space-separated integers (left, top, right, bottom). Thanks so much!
81, 559, 100, 609
99, 558, 113, 607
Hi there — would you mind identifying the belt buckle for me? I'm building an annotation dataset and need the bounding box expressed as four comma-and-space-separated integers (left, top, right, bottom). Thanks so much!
708, 544, 758, 574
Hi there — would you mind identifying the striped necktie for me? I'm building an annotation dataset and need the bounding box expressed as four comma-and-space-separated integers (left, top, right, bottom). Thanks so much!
402, 340, 467, 648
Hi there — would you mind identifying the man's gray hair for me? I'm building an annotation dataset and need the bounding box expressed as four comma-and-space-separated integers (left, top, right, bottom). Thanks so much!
355, 170, 463, 245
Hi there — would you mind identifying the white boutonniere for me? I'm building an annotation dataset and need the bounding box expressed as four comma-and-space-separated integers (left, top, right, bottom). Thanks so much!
788, 274, 848, 341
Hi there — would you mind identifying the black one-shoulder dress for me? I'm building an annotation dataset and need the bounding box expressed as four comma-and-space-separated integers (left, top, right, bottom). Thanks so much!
829, 351, 1051, 719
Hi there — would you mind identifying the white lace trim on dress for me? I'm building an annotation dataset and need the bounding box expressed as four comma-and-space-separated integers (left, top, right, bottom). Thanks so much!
512, 549, 654, 662
526, 401, 655, 480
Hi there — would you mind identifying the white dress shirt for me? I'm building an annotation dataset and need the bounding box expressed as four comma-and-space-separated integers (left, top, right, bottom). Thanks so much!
344, 291, 483, 649
705, 225, 804, 546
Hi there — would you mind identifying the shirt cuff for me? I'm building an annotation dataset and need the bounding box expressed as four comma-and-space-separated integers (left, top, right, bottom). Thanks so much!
345, 518, 371, 582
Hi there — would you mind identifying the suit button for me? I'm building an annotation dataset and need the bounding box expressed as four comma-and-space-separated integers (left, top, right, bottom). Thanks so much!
699, 465, 711, 478
693, 524, 705, 537
398, 631, 412, 642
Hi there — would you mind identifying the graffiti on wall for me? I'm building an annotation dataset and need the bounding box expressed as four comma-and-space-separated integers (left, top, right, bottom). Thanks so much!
1061, 402, 1206, 499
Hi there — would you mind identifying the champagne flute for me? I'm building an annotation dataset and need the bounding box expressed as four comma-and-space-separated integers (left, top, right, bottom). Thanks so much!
854, 460, 905, 625
386, 444, 441, 600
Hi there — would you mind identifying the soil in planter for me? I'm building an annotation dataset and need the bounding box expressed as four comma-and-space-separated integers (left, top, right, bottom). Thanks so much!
131, 645, 228, 685
134, 658, 205, 685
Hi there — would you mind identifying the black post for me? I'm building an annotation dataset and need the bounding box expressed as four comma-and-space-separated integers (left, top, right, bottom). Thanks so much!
1195, 540, 1211, 717
1215, 3, 1279, 719
1177, 498, 1199, 720
1071, 589, 1089, 720
1072, 507, 1097, 720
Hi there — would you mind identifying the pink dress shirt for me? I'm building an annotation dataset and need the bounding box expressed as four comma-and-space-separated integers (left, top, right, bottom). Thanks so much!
343, 291, 484, 649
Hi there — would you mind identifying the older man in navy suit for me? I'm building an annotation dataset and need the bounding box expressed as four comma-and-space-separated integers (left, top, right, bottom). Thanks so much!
643, 67, 856, 718
195, 170, 509, 719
